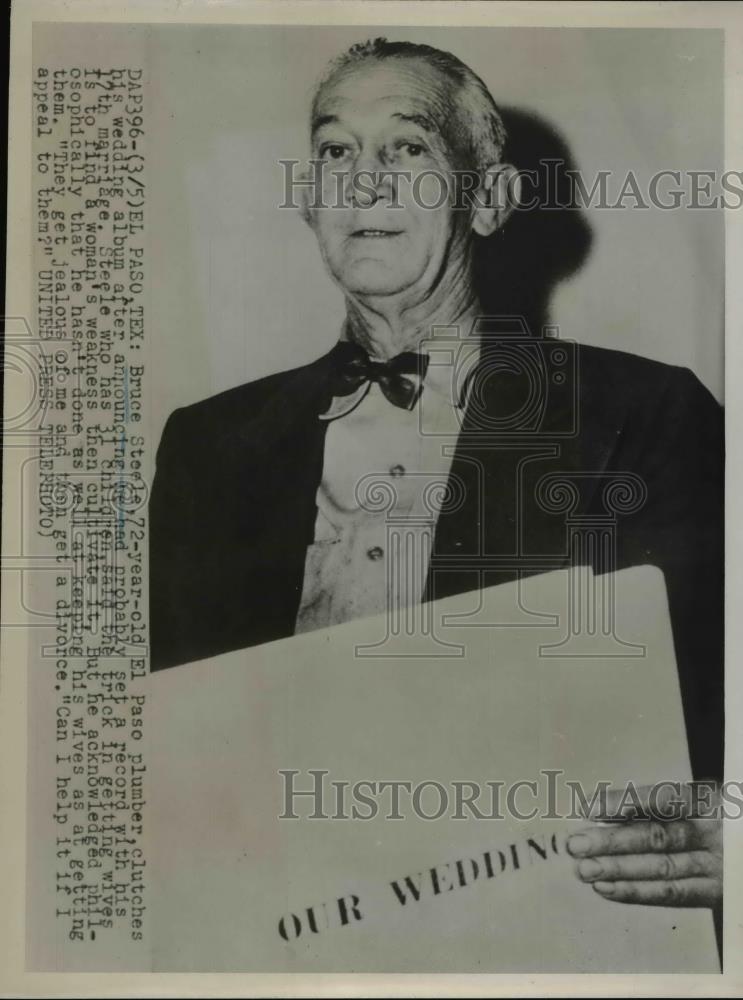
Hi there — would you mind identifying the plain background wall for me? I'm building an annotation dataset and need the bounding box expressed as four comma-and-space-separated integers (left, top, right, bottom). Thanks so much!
37, 24, 725, 443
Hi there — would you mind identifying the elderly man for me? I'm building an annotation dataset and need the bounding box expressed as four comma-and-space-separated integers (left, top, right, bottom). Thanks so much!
149, 39, 723, 916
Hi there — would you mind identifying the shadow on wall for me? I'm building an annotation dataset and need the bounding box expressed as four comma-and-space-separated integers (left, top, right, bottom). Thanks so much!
474, 107, 593, 336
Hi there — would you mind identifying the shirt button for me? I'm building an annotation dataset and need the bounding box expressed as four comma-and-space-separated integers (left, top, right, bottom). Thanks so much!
390, 464, 406, 478
367, 546, 384, 561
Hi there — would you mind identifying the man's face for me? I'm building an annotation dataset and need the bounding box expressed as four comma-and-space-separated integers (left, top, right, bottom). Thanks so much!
307, 58, 469, 300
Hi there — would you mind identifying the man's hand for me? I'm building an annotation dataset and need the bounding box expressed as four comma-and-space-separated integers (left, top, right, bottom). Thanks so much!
566, 782, 722, 907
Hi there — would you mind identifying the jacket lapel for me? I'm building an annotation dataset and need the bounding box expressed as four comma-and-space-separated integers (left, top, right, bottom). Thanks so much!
426, 342, 629, 602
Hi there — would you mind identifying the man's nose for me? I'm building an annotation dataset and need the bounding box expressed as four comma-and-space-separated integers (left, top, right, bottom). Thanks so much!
346, 147, 397, 207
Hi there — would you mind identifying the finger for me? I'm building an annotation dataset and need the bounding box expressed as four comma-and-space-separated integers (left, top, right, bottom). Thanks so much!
591, 877, 720, 908
576, 850, 717, 883
567, 820, 701, 858
590, 781, 719, 822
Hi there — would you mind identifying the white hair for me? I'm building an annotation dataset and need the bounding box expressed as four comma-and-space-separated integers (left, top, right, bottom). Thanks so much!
311, 37, 508, 174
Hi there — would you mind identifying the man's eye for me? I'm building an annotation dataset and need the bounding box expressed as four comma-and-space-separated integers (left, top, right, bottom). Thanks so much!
395, 141, 426, 158
320, 144, 348, 161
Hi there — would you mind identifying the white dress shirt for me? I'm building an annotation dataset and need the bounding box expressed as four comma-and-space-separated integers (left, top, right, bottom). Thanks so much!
294, 338, 479, 634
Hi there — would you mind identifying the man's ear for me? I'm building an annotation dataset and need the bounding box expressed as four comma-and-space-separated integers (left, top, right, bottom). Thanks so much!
470, 163, 520, 237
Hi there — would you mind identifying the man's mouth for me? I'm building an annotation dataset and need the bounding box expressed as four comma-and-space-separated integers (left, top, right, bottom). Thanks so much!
350, 229, 403, 238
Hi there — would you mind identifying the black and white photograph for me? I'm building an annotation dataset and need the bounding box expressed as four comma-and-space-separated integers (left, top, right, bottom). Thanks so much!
2, 0, 742, 993
146, 23, 725, 971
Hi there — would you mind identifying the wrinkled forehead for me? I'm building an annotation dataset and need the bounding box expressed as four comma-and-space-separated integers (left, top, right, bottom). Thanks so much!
311, 57, 457, 142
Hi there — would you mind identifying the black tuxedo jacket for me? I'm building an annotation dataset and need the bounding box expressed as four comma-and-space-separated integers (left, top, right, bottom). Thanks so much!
150, 341, 724, 780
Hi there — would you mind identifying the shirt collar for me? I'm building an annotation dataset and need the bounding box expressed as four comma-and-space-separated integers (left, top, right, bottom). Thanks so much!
319, 333, 481, 421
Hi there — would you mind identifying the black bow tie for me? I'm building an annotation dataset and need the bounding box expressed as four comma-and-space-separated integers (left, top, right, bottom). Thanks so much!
328, 341, 430, 411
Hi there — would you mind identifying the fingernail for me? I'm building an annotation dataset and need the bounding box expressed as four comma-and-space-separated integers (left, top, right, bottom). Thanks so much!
578, 859, 604, 881
567, 834, 592, 857
593, 881, 615, 896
